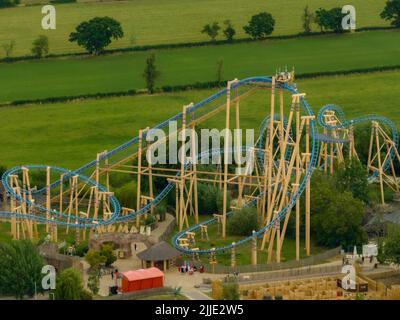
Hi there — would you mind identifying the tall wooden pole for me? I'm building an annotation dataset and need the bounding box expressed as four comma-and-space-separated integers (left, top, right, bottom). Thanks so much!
46, 167, 51, 234
222, 80, 237, 238
305, 117, 311, 256
251, 230, 257, 265
136, 129, 143, 228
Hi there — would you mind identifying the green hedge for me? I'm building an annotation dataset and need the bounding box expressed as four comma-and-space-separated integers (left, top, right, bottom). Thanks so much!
50, 0, 76, 3
1, 65, 399, 107
0, 26, 396, 64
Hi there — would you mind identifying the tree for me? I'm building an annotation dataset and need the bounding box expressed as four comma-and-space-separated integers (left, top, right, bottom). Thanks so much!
142, 53, 160, 94
69, 17, 124, 55
196, 182, 230, 215
197, 183, 218, 214
55, 268, 89, 300
2, 40, 15, 58
0, 165, 6, 177
0, 0, 19, 8
223, 20, 236, 41
335, 158, 369, 203
100, 243, 117, 267
0, 240, 44, 299
201, 22, 220, 41
87, 268, 100, 295
216, 58, 224, 84
314, 8, 329, 32
74, 240, 89, 257
31, 35, 49, 58
222, 281, 240, 300
114, 181, 137, 208
310, 172, 367, 248
302, 5, 314, 34
381, 0, 400, 27
379, 225, 400, 265
228, 207, 259, 236
314, 7, 344, 33
243, 12, 275, 39
85, 249, 106, 269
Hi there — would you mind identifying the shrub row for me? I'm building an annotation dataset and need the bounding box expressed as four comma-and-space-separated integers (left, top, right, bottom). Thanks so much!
1, 65, 399, 107
1, 89, 139, 106
0, 26, 396, 64
295, 65, 400, 79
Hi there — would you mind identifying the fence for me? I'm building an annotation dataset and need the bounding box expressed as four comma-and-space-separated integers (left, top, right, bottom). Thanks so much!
98, 286, 175, 300
201, 246, 342, 274
235, 264, 342, 284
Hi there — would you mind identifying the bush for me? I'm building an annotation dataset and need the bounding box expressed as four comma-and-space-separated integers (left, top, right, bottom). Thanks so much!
222, 281, 240, 300
154, 202, 167, 221
144, 214, 157, 226
378, 224, 400, 265
243, 12, 275, 39
100, 243, 117, 267
197, 183, 230, 215
75, 241, 89, 257
109, 172, 132, 188
85, 249, 106, 269
31, 35, 49, 58
87, 268, 100, 295
55, 268, 89, 300
114, 181, 137, 210
0, 240, 44, 299
80, 289, 93, 300
227, 207, 258, 236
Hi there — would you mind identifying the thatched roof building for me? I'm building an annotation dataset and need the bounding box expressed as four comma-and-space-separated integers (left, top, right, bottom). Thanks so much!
137, 241, 180, 270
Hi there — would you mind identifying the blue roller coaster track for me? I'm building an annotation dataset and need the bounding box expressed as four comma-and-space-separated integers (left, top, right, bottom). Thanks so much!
0, 76, 398, 256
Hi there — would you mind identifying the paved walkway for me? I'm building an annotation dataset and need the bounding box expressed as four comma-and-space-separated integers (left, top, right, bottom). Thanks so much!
84, 241, 221, 298
183, 290, 212, 300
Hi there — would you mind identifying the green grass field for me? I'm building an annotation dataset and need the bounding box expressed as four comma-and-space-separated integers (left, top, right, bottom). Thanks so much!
1, 70, 399, 169
1, 30, 399, 103
0, 0, 389, 57
168, 215, 326, 266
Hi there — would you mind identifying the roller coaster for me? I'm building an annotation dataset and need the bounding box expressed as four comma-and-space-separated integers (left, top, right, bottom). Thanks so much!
1, 72, 399, 265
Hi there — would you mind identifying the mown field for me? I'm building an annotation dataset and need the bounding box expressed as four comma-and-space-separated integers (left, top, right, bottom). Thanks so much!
1, 70, 399, 169
0, 0, 389, 57
1, 30, 399, 103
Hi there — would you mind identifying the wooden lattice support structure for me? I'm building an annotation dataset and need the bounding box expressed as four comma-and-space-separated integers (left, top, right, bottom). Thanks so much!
367, 121, 400, 205
317, 110, 358, 174
258, 89, 313, 263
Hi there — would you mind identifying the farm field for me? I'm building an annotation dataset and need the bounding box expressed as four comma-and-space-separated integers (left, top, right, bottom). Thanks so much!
0, 0, 389, 57
1, 30, 400, 103
1, 70, 400, 169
